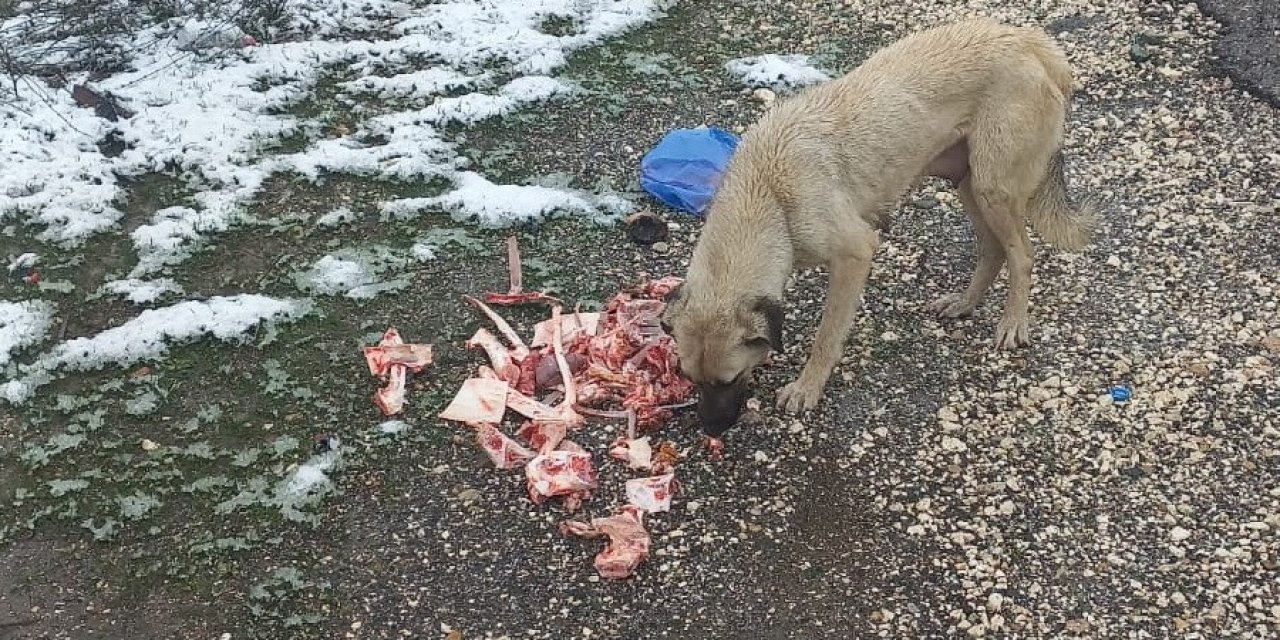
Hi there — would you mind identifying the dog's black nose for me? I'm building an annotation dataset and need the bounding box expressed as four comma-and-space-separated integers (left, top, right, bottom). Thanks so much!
696, 378, 748, 437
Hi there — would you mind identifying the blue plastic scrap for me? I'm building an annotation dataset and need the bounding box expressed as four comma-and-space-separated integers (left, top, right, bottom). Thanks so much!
1110, 385, 1132, 402
639, 127, 741, 217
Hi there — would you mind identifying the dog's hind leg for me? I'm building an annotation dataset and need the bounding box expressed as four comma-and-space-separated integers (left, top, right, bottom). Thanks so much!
973, 184, 1035, 350
966, 73, 1066, 349
777, 228, 879, 414
926, 177, 1006, 318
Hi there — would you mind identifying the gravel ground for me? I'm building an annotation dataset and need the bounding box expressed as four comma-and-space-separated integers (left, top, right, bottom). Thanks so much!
326, 0, 1279, 639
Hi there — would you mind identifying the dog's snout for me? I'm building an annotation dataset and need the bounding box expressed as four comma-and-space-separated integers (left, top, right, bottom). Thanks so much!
696, 378, 749, 437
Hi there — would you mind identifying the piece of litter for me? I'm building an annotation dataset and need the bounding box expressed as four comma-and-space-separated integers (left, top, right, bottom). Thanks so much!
625, 211, 669, 245
312, 433, 339, 455
1110, 385, 1132, 402
639, 127, 740, 216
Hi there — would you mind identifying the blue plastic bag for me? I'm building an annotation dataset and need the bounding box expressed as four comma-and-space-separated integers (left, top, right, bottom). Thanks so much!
639, 127, 740, 217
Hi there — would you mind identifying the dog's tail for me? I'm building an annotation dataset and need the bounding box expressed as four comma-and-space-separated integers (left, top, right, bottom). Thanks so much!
1022, 27, 1099, 252
1026, 149, 1100, 252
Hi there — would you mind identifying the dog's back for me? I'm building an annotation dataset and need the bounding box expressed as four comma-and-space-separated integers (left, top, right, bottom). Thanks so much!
707, 18, 1081, 260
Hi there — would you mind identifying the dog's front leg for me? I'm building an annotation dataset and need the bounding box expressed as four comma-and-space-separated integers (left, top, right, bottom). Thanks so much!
777, 232, 879, 414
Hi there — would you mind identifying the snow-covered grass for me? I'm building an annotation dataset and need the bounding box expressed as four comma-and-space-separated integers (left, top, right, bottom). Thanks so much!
724, 53, 832, 90
100, 278, 185, 304
0, 300, 56, 368
2, 0, 666, 276
382, 171, 633, 227
2, 295, 312, 403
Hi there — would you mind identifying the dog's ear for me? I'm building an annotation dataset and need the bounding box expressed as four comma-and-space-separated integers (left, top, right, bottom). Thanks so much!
748, 296, 783, 352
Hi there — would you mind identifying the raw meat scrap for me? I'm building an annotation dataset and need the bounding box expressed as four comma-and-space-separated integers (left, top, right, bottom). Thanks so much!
505, 387, 570, 422
526, 450, 598, 509
626, 473, 676, 513
364, 327, 433, 416
560, 277, 696, 434
651, 440, 681, 474
374, 368, 408, 416
484, 236, 560, 306
534, 351, 587, 391
476, 423, 535, 469
531, 312, 600, 348
363, 343, 433, 376
559, 505, 651, 580
705, 436, 725, 461
516, 420, 567, 454
462, 295, 530, 361
636, 275, 683, 299
556, 439, 586, 454
439, 377, 509, 424
466, 327, 520, 382
609, 436, 653, 471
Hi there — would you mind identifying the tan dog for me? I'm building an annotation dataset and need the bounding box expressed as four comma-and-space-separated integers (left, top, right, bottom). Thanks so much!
661, 18, 1099, 436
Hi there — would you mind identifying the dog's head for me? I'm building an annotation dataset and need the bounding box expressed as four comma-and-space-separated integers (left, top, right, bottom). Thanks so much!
661, 285, 783, 437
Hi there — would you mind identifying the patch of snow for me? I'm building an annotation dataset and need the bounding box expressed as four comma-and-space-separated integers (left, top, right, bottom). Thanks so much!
100, 278, 184, 305
129, 205, 247, 277
295, 247, 414, 299
0, 300, 55, 368
377, 420, 409, 435
277, 107, 462, 183
3, 0, 667, 270
2, 295, 311, 404
297, 255, 376, 297
216, 435, 345, 524
724, 53, 831, 90
316, 206, 358, 227
7, 252, 39, 273
382, 171, 634, 227
419, 76, 576, 126
410, 242, 436, 262
274, 435, 343, 522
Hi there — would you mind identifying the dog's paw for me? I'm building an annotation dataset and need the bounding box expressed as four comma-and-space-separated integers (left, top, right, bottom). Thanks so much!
777, 380, 823, 415
926, 293, 977, 318
994, 314, 1030, 350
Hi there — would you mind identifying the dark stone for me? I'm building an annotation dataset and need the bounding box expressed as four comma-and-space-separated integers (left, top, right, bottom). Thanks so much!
97, 130, 128, 158
625, 211, 668, 245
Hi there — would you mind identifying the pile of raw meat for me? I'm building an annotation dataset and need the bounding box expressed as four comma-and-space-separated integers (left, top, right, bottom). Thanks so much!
427, 237, 697, 579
